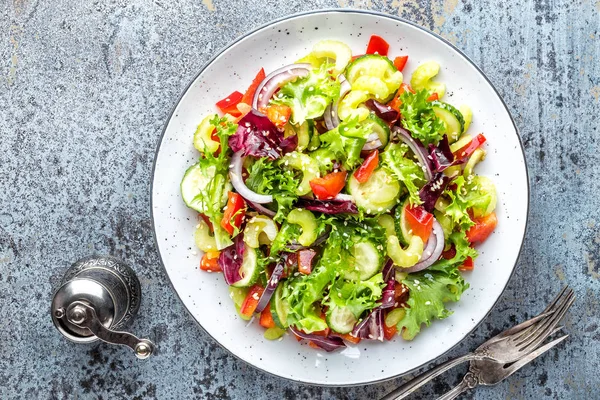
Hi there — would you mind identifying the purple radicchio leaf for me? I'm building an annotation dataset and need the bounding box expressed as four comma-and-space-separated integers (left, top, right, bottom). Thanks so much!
297, 199, 358, 215
218, 234, 245, 285
229, 109, 284, 159
418, 172, 451, 213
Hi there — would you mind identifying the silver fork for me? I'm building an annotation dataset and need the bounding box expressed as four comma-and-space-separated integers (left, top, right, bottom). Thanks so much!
381, 287, 575, 400
437, 333, 569, 399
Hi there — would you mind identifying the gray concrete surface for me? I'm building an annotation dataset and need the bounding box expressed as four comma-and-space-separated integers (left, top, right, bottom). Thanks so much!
1, 0, 599, 398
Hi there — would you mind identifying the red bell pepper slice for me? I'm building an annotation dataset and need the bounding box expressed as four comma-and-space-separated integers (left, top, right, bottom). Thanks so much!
405, 205, 434, 242
221, 192, 246, 236
366, 35, 390, 56
453, 133, 487, 159
388, 83, 415, 112
309, 171, 347, 200
216, 91, 244, 117
240, 285, 264, 317
383, 323, 397, 341
241, 68, 266, 106
458, 256, 474, 271
393, 55, 408, 72
339, 333, 361, 344
353, 150, 379, 183
426, 92, 439, 102
259, 306, 276, 329
466, 212, 497, 243
265, 104, 292, 128
200, 251, 221, 272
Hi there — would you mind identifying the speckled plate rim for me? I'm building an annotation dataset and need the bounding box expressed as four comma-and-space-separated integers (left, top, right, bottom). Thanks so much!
150, 8, 530, 387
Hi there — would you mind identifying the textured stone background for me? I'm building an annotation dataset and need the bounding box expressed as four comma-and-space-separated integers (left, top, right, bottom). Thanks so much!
1, 0, 599, 399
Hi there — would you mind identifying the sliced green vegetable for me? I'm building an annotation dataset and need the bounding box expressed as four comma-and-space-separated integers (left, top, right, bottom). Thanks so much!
377, 214, 396, 238
193, 114, 219, 154
431, 101, 465, 143
463, 148, 486, 177
231, 248, 261, 288
310, 40, 352, 76
280, 151, 320, 196
287, 209, 318, 246
347, 168, 401, 214
271, 64, 341, 125
459, 104, 473, 132
338, 90, 370, 121
271, 284, 290, 328
410, 61, 446, 98
243, 215, 279, 248
381, 142, 426, 205
387, 235, 424, 268
194, 219, 217, 252
327, 305, 357, 334
264, 326, 286, 340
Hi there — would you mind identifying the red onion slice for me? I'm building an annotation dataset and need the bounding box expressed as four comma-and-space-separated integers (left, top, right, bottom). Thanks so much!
229, 152, 273, 204
323, 75, 351, 131
290, 327, 346, 352
246, 200, 276, 218
252, 64, 312, 110
402, 220, 445, 273
333, 193, 353, 202
254, 258, 285, 313
393, 126, 433, 181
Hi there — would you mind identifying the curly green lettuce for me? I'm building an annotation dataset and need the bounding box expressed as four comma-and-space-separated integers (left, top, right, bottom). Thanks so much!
190, 116, 237, 249
281, 218, 385, 333
318, 118, 370, 169
381, 142, 426, 205
444, 175, 497, 231
397, 261, 469, 340
399, 89, 446, 146
245, 158, 299, 222
271, 64, 341, 125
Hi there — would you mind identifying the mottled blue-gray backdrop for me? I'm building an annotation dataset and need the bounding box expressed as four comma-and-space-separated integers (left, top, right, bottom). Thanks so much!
1, 0, 599, 399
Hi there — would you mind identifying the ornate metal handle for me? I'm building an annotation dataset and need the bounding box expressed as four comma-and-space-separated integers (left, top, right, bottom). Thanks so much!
380, 353, 476, 400
63, 301, 155, 359
436, 372, 479, 400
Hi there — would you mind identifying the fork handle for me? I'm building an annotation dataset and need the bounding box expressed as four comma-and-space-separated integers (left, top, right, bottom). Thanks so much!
380, 353, 476, 400
436, 372, 478, 400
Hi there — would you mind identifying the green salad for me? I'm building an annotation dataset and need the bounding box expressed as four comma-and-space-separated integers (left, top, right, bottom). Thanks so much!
181, 35, 498, 351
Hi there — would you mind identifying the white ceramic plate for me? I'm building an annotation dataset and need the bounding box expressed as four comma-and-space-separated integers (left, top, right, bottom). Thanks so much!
151, 10, 529, 386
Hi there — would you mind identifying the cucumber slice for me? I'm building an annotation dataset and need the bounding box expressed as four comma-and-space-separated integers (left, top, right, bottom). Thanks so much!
431, 101, 465, 143
296, 120, 314, 151
351, 241, 382, 281
345, 55, 403, 103
194, 220, 217, 252
180, 163, 216, 213
364, 114, 390, 148
347, 168, 401, 214
231, 248, 261, 288
271, 284, 289, 328
394, 199, 412, 246
327, 306, 358, 334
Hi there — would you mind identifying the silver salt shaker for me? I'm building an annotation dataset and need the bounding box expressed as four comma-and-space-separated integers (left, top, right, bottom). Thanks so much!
51, 255, 155, 359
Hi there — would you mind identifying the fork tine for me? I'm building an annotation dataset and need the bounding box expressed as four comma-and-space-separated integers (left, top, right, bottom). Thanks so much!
512, 287, 573, 342
494, 311, 554, 339
503, 334, 569, 377
516, 291, 575, 352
